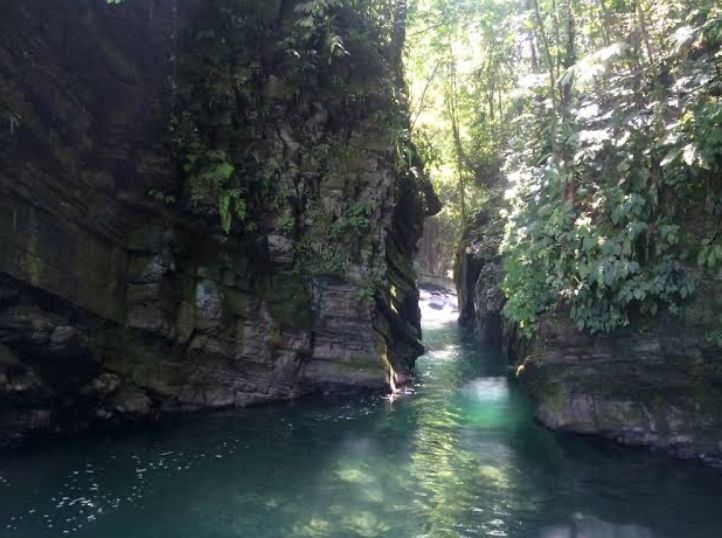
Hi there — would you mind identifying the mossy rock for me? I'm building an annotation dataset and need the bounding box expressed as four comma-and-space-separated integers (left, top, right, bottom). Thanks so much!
336, 356, 383, 374
223, 288, 251, 317
258, 273, 313, 330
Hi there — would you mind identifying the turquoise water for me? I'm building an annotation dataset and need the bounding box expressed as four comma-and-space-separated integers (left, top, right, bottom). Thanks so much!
2, 298, 722, 537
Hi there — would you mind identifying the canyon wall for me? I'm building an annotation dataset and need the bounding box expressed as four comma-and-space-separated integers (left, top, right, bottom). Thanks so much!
0, 0, 438, 446
457, 211, 722, 466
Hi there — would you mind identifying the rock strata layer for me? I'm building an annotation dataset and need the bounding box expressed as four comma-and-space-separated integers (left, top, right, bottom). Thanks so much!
457, 209, 722, 465
0, 0, 438, 447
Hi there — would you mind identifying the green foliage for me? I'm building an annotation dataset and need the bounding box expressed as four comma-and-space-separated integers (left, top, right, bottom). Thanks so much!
358, 265, 387, 302
173, 0, 406, 235
258, 273, 313, 330
295, 200, 376, 276
501, 2, 722, 335
408, 0, 722, 336
177, 120, 247, 234
147, 189, 177, 206
407, 0, 522, 278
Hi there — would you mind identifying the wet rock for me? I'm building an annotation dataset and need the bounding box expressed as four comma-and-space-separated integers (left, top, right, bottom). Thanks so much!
515, 308, 722, 465
49, 326, 90, 357
81, 373, 121, 398
111, 387, 153, 416
0, 344, 44, 398
267, 234, 294, 264
194, 279, 223, 329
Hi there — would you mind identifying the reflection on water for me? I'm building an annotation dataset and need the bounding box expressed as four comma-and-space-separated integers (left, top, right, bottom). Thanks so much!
540, 516, 653, 538
1, 293, 721, 537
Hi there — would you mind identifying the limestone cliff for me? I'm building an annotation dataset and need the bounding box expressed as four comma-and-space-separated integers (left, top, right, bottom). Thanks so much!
515, 302, 722, 465
457, 208, 722, 466
0, 0, 438, 446
454, 194, 506, 349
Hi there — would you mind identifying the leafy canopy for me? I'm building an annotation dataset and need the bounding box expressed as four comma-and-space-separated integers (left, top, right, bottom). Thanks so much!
407, 0, 722, 336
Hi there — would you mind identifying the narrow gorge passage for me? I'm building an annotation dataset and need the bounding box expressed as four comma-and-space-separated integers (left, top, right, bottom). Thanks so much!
1, 293, 721, 538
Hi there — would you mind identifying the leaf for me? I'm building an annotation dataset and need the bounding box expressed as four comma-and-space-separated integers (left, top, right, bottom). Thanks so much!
218, 191, 232, 233
294, 2, 316, 14
604, 265, 616, 286
682, 144, 697, 166
660, 147, 681, 167
582, 235, 596, 251
215, 162, 234, 182
297, 15, 315, 28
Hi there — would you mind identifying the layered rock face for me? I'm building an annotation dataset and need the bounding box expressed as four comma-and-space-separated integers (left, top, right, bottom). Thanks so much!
454, 209, 506, 349
0, 0, 437, 446
516, 302, 722, 465
457, 211, 722, 465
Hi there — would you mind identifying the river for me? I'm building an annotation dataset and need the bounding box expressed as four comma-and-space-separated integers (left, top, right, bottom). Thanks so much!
1, 291, 721, 537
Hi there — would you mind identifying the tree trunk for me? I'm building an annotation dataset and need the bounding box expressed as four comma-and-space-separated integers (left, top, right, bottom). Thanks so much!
390, 0, 408, 88
446, 44, 467, 222
531, 0, 559, 162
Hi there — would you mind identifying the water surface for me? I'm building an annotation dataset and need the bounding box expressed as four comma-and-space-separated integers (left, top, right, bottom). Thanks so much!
1, 293, 722, 537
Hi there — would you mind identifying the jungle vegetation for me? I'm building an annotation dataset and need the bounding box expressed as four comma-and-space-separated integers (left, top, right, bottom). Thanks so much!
407, 0, 722, 336
103, 0, 722, 339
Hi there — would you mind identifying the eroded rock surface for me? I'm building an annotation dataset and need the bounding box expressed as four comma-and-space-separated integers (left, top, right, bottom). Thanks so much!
0, 0, 438, 446
454, 209, 506, 348
516, 300, 722, 465
457, 208, 722, 465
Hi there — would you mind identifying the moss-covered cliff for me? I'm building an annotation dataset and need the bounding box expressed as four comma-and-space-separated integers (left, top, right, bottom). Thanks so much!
0, 0, 438, 447
457, 202, 722, 465
449, 0, 722, 466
